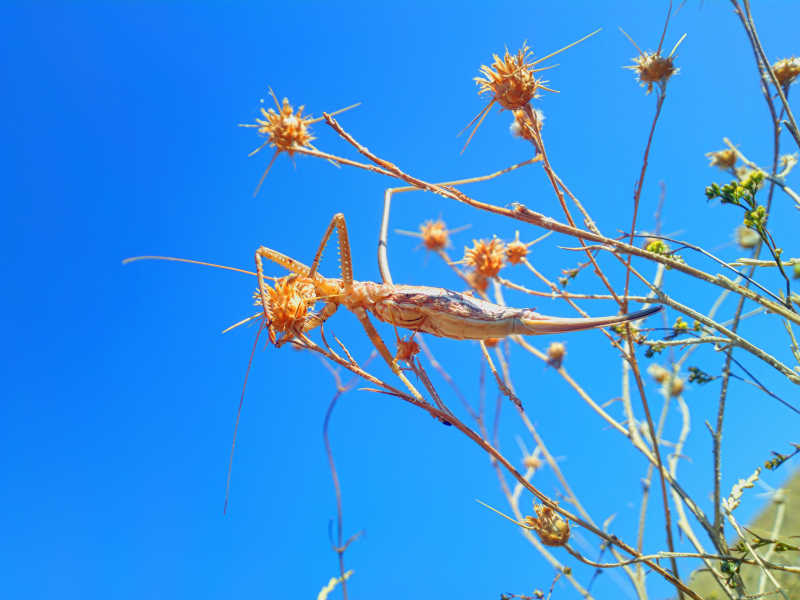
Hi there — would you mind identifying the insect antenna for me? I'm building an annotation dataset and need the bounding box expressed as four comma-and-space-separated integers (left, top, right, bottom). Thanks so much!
224, 318, 265, 515
123, 255, 260, 278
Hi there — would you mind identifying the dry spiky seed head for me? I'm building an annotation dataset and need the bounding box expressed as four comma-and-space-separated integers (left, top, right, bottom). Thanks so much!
476, 44, 545, 110
464, 238, 506, 278
772, 57, 800, 87
394, 335, 420, 365
627, 51, 677, 93
505, 230, 538, 265
525, 505, 570, 547
254, 275, 316, 345
546, 342, 566, 369
706, 149, 737, 170
252, 96, 315, 155
419, 220, 450, 251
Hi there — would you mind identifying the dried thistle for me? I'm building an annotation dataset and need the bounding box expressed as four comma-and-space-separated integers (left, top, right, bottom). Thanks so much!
476, 44, 551, 111
706, 148, 737, 170
772, 57, 800, 88
394, 332, 420, 365
396, 219, 469, 252
463, 238, 506, 278
240, 89, 358, 195
461, 30, 600, 152
254, 274, 317, 345
524, 505, 570, 547
622, 30, 685, 94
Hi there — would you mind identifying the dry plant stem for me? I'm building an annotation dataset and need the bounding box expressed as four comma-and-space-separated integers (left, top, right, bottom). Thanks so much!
635, 390, 673, 557
319, 351, 704, 598
513, 336, 716, 543
321, 365, 362, 600
624, 262, 800, 383
490, 462, 596, 600
758, 492, 786, 596
511, 204, 800, 328
315, 334, 705, 597
415, 335, 478, 422
625, 329, 683, 590
669, 395, 736, 600
732, 0, 800, 148
623, 87, 666, 314
562, 547, 800, 575
304, 120, 800, 327
378, 158, 540, 285
522, 103, 623, 308
713, 53, 786, 572
726, 510, 789, 600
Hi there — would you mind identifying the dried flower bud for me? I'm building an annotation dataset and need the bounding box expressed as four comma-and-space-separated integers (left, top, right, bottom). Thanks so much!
666, 375, 685, 397
463, 238, 506, 278
647, 363, 670, 384
525, 505, 570, 547
772, 57, 800, 87
735, 225, 760, 249
419, 220, 449, 251
510, 108, 544, 153
546, 342, 566, 369
706, 149, 737, 170
523, 455, 542, 470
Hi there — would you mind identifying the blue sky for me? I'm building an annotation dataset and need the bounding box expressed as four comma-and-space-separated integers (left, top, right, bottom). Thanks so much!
2, 2, 799, 599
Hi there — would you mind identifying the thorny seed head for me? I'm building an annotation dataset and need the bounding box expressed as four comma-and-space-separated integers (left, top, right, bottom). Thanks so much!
772, 57, 800, 87
463, 238, 506, 278
623, 32, 683, 94
525, 505, 570, 547
505, 230, 534, 265
394, 334, 420, 365
627, 51, 677, 93
476, 44, 546, 110
251, 96, 315, 155
546, 341, 567, 369
706, 149, 737, 170
254, 275, 316, 345
420, 220, 450, 251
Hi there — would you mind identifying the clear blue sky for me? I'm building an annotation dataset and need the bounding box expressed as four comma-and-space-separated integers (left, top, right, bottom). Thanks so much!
1, 2, 798, 599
